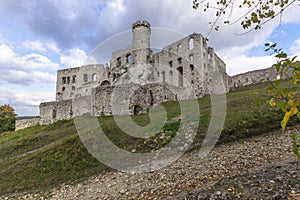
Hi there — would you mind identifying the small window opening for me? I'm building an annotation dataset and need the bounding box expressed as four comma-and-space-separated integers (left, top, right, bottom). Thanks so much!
189, 54, 194, 61
72, 76, 76, 83
190, 64, 194, 71
126, 54, 131, 63
62, 87, 65, 92
62, 77, 66, 84
189, 38, 194, 50
178, 57, 182, 65
92, 73, 97, 82
169, 61, 173, 68
116, 57, 121, 67
83, 74, 88, 82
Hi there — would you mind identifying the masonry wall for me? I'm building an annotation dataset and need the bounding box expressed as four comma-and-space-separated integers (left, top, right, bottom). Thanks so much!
228, 67, 292, 90
15, 118, 40, 131
39, 100, 72, 125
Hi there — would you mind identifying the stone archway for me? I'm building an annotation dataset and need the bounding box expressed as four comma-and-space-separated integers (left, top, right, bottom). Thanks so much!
100, 80, 111, 86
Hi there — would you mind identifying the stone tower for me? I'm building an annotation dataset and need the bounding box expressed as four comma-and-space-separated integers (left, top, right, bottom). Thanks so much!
131, 20, 151, 64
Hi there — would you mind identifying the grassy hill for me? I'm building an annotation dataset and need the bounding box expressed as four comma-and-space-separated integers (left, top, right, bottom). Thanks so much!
0, 81, 297, 195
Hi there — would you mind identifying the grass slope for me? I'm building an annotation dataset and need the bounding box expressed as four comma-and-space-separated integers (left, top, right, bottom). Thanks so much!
0, 81, 298, 195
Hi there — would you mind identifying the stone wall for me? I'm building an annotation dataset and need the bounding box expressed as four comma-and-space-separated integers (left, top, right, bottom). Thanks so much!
32, 20, 230, 130
39, 100, 72, 125
15, 118, 40, 131
56, 64, 111, 101
228, 67, 292, 90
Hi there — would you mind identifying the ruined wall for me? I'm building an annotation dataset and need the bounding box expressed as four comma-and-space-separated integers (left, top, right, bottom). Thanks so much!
39, 100, 72, 125
56, 65, 111, 101
56, 67, 80, 101
228, 67, 292, 90
34, 20, 230, 129
155, 33, 228, 97
15, 118, 40, 131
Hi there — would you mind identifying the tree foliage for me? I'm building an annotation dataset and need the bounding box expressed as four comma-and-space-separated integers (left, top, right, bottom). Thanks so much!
192, 0, 300, 158
0, 104, 17, 132
193, 0, 299, 35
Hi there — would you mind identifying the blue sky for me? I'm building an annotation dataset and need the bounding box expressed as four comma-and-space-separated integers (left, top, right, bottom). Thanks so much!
0, 0, 299, 116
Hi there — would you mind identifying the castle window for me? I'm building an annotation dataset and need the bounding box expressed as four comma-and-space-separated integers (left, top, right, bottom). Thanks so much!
157, 71, 160, 77
162, 71, 165, 83
246, 78, 248, 83
72, 86, 75, 91
116, 57, 121, 67
126, 54, 131, 63
62, 86, 65, 92
108, 72, 111, 78
62, 77, 66, 84
83, 74, 88, 82
92, 73, 97, 82
169, 61, 173, 68
191, 80, 194, 84
67, 77, 70, 84
189, 54, 194, 61
177, 67, 183, 87
52, 109, 56, 119
72, 76, 76, 83
189, 38, 194, 50
190, 64, 194, 71
178, 57, 182, 65
169, 70, 173, 76
100, 80, 111, 86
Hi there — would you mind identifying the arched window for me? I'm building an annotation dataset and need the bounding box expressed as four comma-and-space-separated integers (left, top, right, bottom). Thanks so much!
189, 38, 194, 50
92, 73, 97, 82
126, 54, 131, 63
100, 80, 111, 86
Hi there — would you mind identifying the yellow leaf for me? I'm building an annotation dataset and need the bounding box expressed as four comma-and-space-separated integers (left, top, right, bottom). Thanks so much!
281, 111, 291, 131
269, 98, 276, 107
281, 100, 298, 131
288, 93, 294, 99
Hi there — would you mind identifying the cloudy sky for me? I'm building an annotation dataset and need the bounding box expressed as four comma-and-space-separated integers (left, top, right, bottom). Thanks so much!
0, 0, 299, 116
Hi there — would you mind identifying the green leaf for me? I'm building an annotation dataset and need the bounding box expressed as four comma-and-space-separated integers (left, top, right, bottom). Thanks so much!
291, 134, 300, 160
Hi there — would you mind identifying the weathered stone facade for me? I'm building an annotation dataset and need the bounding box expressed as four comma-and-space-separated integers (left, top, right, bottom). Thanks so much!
16, 20, 285, 130
15, 118, 40, 131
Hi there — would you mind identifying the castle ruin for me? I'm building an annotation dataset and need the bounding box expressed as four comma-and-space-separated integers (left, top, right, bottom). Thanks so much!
15, 20, 285, 130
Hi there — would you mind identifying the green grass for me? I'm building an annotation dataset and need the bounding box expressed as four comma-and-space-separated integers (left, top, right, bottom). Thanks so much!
0, 80, 298, 195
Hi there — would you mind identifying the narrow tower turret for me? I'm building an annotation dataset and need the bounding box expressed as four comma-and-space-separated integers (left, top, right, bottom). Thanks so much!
132, 20, 151, 64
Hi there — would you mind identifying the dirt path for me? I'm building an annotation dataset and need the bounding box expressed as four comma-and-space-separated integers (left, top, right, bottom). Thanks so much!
2, 128, 300, 200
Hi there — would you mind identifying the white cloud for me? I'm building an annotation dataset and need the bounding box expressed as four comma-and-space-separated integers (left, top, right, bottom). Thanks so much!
46, 41, 61, 53
224, 54, 277, 76
0, 87, 54, 116
0, 37, 58, 85
108, 0, 125, 12
60, 48, 87, 68
22, 40, 46, 52
290, 37, 300, 56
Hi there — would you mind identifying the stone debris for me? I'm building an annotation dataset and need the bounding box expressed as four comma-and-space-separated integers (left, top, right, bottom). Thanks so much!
2, 129, 300, 199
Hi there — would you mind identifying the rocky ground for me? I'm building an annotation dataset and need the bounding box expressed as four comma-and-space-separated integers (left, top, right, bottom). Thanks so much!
2, 128, 300, 200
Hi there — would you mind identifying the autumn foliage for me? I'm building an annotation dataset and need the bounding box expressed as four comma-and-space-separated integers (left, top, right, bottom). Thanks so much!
0, 104, 17, 132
